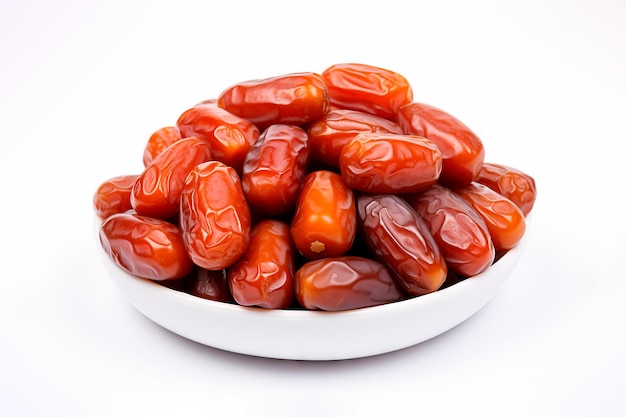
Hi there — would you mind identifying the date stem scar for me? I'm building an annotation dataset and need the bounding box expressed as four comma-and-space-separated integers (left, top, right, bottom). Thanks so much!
310, 240, 326, 253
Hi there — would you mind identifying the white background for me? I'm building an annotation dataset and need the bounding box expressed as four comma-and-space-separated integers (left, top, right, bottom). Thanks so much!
1, 0, 625, 416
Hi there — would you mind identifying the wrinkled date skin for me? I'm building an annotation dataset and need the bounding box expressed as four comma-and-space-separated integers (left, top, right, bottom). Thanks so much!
340, 132, 442, 194
186, 267, 234, 303
396, 102, 485, 186
131, 137, 212, 220
93, 174, 138, 219
476, 162, 537, 216
357, 194, 447, 296
405, 184, 496, 277
241, 124, 310, 216
290, 170, 356, 260
453, 182, 526, 251
295, 256, 404, 311
179, 160, 251, 270
99, 212, 194, 281
306, 109, 404, 167
142, 126, 181, 167
322, 63, 413, 120
217, 72, 330, 131
228, 219, 295, 309
176, 102, 260, 173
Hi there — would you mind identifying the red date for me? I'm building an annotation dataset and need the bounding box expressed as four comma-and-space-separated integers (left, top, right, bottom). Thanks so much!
99, 212, 194, 281
405, 184, 496, 277
176, 102, 260, 173
131, 137, 211, 220
453, 182, 526, 251
290, 170, 356, 260
357, 194, 447, 296
241, 124, 310, 216
306, 109, 404, 167
295, 256, 403, 311
179, 161, 251, 270
340, 132, 442, 194
322, 63, 413, 120
218, 72, 330, 131
187, 267, 234, 303
475, 162, 537, 216
142, 126, 181, 167
228, 219, 295, 309
396, 102, 485, 186
93, 174, 138, 219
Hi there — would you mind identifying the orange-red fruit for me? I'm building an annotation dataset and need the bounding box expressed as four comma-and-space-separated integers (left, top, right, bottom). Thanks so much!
179, 161, 251, 270
295, 256, 404, 311
217, 72, 330, 131
321, 63, 413, 120
131, 137, 212, 220
241, 124, 309, 216
176, 103, 260, 173
93, 174, 138, 219
142, 126, 181, 167
228, 219, 296, 309
290, 170, 356, 260
99, 212, 194, 281
340, 132, 442, 194
357, 194, 447, 296
475, 162, 537, 216
405, 184, 496, 277
453, 182, 526, 251
396, 102, 485, 186
307, 109, 404, 167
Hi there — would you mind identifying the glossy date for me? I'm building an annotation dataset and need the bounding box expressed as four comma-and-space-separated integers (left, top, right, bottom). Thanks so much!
290, 170, 356, 260
176, 102, 260, 173
218, 72, 330, 131
396, 102, 485, 186
93, 174, 138, 219
453, 182, 526, 251
142, 126, 181, 167
307, 109, 404, 167
99, 212, 194, 281
228, 219, 295, 309
131, 136, 211, 220
340, 132, 442, 194
322, 63, 413, 120
295, 256, 403, 311
241, 124, 310, 216
405, 184, 495, 277
475, 162, 537, 216
179, 160, 251, 270
357, 194, 447, 296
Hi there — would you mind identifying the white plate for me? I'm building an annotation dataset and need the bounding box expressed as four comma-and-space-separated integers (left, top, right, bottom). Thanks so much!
96, 215, 531, 361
